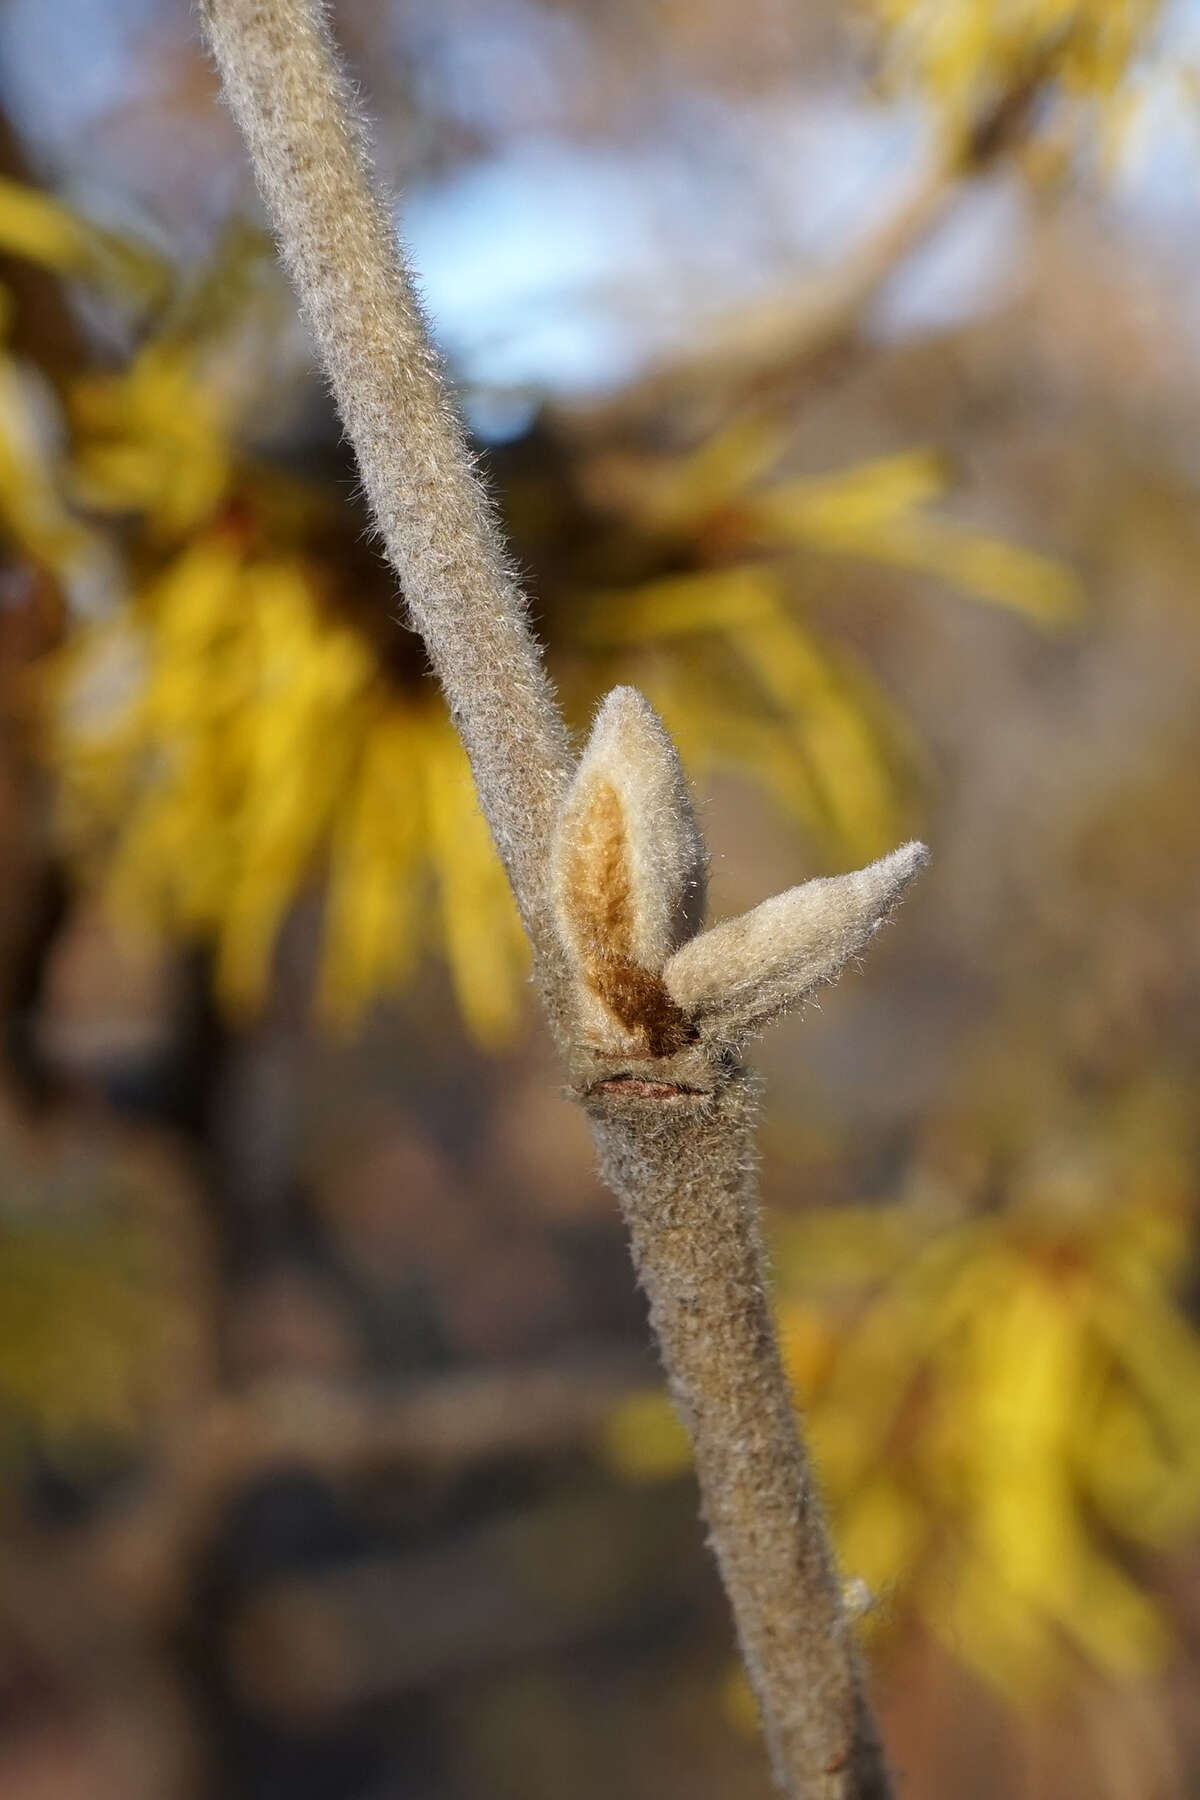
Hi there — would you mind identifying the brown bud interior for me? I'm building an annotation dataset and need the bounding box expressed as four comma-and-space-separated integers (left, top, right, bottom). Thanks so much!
559, 777, 635, 962
588, 958, 697, 1058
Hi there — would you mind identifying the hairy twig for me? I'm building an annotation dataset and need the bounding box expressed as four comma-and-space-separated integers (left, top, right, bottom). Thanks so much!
198, 0, 573, 1003
198, 3, 926, 1792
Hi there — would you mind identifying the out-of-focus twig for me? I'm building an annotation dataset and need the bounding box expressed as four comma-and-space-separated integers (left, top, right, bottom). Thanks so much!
16, 1352, 652, 1651
565, 71, 1054, 437
191, 1353, 654, 1485
567, 160, 954, 436
98, 1353, 651, 1591
226, 1485, 699, 1718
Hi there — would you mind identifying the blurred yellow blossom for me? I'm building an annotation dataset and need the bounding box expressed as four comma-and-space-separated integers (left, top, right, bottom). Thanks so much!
0, 172, 167, 303
2, 179, 1082, 1038
862, 0, 1166, 157
576, 433, 1081, 860
0, 347, 97, 588
604, 1085, 1200, 1703
48, 530, 529, 1044
70, 340, 236, 541
0, 201, 525, 1045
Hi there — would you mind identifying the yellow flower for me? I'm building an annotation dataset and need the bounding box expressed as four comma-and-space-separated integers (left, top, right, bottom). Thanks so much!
574, 435, 1081, 862
1, 179, 1082, 1040
770, 1125, 1200, 1699
862, 0, 1165, 156
70, 340, 235, 541
601, 1084, 1200, 1704
0, 173, 166, 302
48, 532, 530, 1044
0, 347, 98, 588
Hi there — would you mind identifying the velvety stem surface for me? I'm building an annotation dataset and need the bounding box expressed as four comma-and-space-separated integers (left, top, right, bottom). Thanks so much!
198, 0, 574, 983
198, 3, 897, 1792
592, 1077, 891, 1798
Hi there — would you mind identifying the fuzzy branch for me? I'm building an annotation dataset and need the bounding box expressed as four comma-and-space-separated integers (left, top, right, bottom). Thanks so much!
195, 0, 573, 988
199, 4, 926, 1795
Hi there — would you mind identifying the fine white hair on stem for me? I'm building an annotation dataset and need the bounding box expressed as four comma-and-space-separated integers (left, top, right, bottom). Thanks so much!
195, 0, 573, 1001
199, 3, 925, 1793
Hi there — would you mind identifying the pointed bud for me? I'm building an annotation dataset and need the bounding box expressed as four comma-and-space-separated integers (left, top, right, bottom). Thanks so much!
663, 840, 928, 1042
551, 686, 706, 976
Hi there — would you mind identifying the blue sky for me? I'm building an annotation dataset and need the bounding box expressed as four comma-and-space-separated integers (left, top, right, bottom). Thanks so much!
4, 0, 1200, 416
